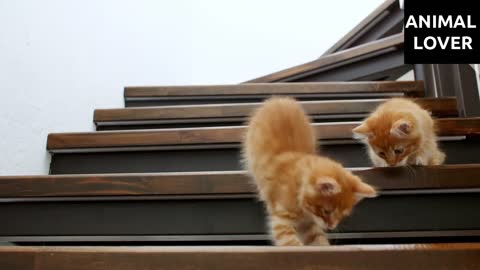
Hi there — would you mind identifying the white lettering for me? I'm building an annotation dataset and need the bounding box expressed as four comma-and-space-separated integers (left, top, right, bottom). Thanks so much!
437, 36, 449, 49
413, 36, 474, 50
405, 15, 418, 28
424, 36, 436, 50
414, 36, 423, 49
419, 15, 430, 28
407, 15, 476, 28
451, 36, 461, 49
463, 36, 473, 49
467, 15, 477, 28
438, 15, 452, 28
454, 16, 466, 28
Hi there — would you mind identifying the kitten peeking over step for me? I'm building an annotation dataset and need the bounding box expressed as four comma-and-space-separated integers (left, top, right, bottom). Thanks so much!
243, 97, 376, 246
353, 98, 446, 167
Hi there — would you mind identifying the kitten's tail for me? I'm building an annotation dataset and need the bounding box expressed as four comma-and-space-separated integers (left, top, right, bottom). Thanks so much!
242, 96, 317, 172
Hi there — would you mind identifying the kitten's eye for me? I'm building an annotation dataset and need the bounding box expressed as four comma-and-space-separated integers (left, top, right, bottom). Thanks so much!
394, 148, 404, 155
378, 151, 386, 157
322, 209, 332, 216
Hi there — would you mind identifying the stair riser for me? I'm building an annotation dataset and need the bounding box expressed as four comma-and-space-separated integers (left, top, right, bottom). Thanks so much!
2, 193, 479, 244
50, 140, 480, 174
96, 116, 367, 131
125, 93, 407, 107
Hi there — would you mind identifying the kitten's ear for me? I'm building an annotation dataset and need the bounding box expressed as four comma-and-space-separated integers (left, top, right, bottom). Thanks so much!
354, 181, 378, 202
352, 123, 372, 139
315, 177, 341, 196
390, 119, 412, 138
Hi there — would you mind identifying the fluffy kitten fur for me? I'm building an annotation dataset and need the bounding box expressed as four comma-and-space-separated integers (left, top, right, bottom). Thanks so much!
353, 98, 445, 167
243, 97, 377, 246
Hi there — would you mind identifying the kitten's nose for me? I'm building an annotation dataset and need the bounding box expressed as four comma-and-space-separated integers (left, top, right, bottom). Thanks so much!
327, 220, 338, 230
387, 159, 397, 166
328, 223, 337, 230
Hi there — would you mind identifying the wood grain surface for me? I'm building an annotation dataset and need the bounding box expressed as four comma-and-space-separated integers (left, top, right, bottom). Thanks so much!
1, 244, 479, 270
1, 164, 480, 198
95, 97, 456, 123
246, 34, 404, 83
47, 118, 480, 151
125, 80, 423, 98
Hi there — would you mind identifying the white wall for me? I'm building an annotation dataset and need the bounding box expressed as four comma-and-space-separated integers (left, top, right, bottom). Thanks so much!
0, 0, 384, 175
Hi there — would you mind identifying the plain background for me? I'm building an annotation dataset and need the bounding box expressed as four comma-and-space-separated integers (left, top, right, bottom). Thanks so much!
0, 0, 386, 175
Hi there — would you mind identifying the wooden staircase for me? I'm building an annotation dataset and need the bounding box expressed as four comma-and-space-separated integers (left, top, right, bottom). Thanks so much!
3, 79, 480, 267
3, 2, 480, 268
3, 80, 480, 252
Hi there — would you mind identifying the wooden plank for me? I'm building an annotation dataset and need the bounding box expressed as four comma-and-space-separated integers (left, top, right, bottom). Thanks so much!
125, 81, 424, 99
0, 246, 35, 270
47, 118, 480, 152
95, 98, 458, 125
48, 140, 480, 174
1, 164, 480, 198
246, 34, 404, 83
323, 0, 401, 55
1, 244, 479, 270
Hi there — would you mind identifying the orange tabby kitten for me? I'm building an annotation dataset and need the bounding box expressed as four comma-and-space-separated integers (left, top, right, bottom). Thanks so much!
353, 98, 446, 167
243, 97, 377, 246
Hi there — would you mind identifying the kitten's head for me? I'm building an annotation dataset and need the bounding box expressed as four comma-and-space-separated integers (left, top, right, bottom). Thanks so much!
353, 112, 421, 166
300, 157, 377, 230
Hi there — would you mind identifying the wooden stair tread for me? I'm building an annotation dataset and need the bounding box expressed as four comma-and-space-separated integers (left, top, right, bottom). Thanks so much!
124, 81, 423, 99
95, 98, 457, 125
1, 244, 480, 270
47, 118, 480, 152
246, 33, 404, 83
1, 165, 480, 198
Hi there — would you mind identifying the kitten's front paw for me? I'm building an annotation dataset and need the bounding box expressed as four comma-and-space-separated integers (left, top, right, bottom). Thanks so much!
308, 235, 330, 246
277, 239, 304, 246
414, 156, 427, 166
373, 160, 388, 167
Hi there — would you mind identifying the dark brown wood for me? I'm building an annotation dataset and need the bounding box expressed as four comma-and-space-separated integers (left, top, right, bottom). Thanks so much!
0, 247, 35, 270
436, 117, 480, 136
47, 118, 480, 152
1, 164, 480, 198
95, 98, 457, 124
323, 0, 401, 55
1, 244, 480, 270
246, 34, 404, 83
125, 81, 423, 99
414, 64, 480, 117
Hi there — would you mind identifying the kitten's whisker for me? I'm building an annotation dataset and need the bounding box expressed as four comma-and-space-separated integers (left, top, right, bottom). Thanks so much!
405, 164, 418, 179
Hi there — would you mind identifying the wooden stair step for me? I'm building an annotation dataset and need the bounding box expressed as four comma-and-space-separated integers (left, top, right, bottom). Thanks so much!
48, 139, 480, 174
95, 97, 457, 130
47, 118, 480, 173
124, 81, 423, 107
2, 244, 480, 270
2, 165, 480, 244
48, 118, 480, 152
246, 33, 406, 83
